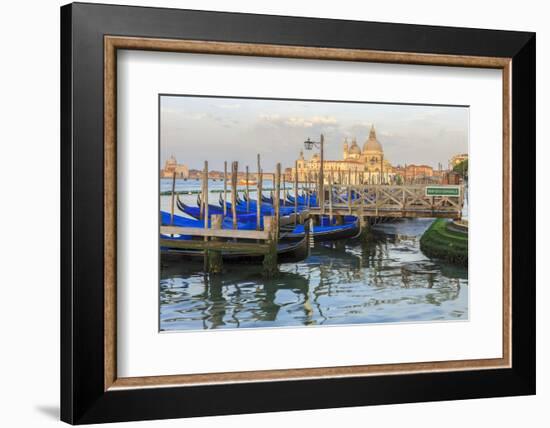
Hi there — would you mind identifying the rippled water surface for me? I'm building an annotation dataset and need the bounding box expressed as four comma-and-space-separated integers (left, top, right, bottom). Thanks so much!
160, 213, 468, 331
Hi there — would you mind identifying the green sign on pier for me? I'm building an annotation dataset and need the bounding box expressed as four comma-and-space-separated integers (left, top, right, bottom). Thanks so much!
425, 186, 461, 197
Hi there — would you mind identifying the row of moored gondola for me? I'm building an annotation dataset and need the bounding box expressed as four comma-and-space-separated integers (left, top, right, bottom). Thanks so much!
160, 191, 361, 263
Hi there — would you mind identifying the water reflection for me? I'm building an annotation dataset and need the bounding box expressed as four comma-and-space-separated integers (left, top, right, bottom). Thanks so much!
160, 218, 468, 331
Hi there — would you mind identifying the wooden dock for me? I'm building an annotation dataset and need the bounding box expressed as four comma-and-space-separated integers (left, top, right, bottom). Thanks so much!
161, 153, 464, 274
310, 184, 464, 219
162, 156, 290, 276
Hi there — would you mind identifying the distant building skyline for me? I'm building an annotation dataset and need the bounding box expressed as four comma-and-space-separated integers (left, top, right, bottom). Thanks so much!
160, 154, 189, 178
160, 95, 469, 172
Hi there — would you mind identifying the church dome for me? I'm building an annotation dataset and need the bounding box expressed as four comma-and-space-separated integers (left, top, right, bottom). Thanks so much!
166, 155, 177, 165
349, 138, 361, 155
363, 125, 383, 153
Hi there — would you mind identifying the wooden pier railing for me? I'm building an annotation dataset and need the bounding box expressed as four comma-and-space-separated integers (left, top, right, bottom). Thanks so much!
160, 225, 271, 241
311, 184, 464, 219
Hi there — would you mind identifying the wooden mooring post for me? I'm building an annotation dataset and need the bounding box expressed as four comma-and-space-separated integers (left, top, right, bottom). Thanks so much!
256, 154, 262, 230
246, 165, 250, 213
275, 163, 281, 241
359, 216, 372, 242
262, 215, 278, 277
199, 170, 205, 220
282, 172, 286, 207
207, 214, 223, 273
223, 161, 227, 216
203, 161, 209, 271
203, 161, 209, 227
231, 161, 238, 230
170, 171, 176, 225
329, 171, 333, 223
294, 160, 298, 225
306, 171, 310, 209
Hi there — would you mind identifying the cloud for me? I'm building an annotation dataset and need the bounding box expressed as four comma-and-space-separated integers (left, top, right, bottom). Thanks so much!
259, 114, 338, 128
187, 113, 207, 120
216, 103, 241, 110
161, 95, 468, 171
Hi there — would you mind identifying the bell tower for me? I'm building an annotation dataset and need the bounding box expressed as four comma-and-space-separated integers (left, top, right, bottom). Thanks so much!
343, 137, 349, 160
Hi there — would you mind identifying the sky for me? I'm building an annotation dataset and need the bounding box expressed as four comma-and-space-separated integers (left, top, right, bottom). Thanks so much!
160, 95, 468, 172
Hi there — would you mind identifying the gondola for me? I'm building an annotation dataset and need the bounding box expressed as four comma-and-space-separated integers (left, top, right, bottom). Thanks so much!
280, 217, 361, 242
259, 193, 289, 207
199, 193, 244, 208
231, 193, 257, 209
260, 193, 273, 204
247, 192, 286, 207
177, 195, 259, 223
221, 196, 296, 216
161, 211, 255, 231
164, 202, 358, 245
286, 193, 318, 206
286, 191, 365, 206
174, 194, 360, 243
286, 193, 312, 206
160, 212, 310, 264
222, 197, 359, 242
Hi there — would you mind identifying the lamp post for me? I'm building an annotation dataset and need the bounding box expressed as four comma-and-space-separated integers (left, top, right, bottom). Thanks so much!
304, 134, 325, 213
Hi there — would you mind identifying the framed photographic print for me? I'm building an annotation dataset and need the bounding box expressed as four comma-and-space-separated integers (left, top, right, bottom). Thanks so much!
60, 2, 535, 424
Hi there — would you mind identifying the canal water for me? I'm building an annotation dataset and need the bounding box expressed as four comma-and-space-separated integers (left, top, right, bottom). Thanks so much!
159, 179, 468, 331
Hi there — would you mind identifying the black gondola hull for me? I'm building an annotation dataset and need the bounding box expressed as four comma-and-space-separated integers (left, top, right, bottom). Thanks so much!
161, 234, 309, 265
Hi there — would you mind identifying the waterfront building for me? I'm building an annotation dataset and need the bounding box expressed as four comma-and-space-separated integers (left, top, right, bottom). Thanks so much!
441, 170, 462, 185
393, 164, 437, 184
293, 125, 395, 184
449, 153, 468, 170
160, 155, 189, 178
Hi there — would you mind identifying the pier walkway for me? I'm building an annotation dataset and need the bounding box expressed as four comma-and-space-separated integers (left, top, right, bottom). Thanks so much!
309, 184, 464, 219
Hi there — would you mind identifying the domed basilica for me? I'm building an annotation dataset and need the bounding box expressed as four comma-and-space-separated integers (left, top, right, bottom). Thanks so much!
294, 125, 394, 185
